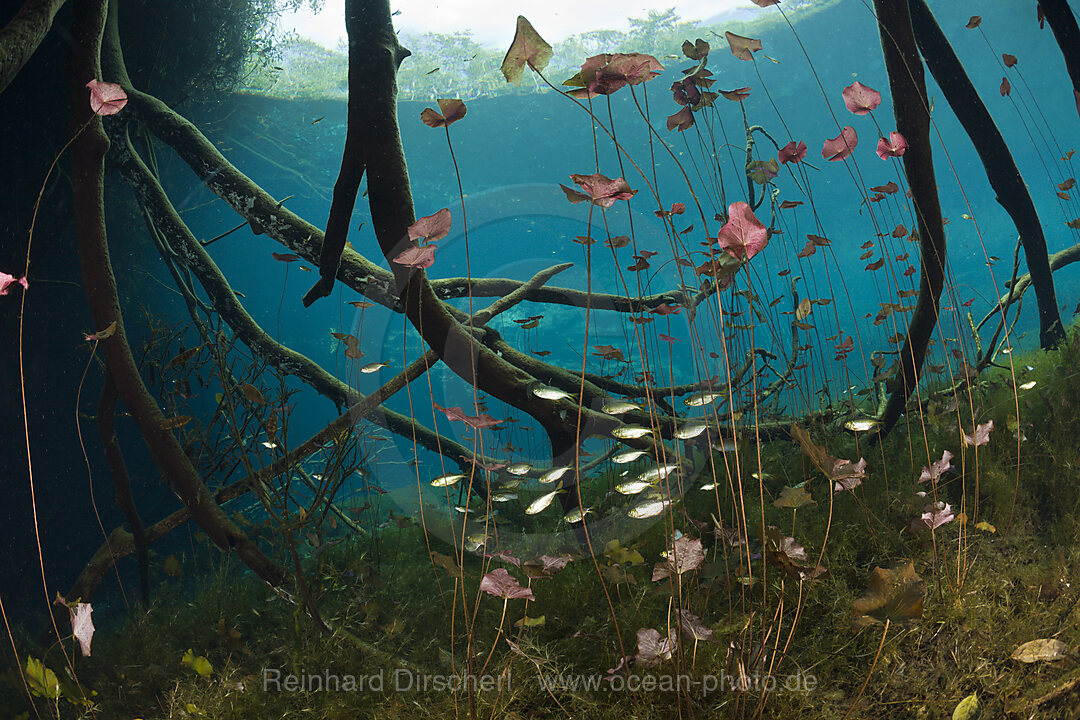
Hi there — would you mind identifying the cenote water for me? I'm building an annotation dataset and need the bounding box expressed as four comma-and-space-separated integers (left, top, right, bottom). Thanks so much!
4, 0, 1080, 717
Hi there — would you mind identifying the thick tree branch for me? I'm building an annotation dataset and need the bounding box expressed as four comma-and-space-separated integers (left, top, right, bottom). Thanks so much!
0, 0, 66, 96
78, 0, 286, 586
872, 0, 947, 435
909, 0, 1064, 348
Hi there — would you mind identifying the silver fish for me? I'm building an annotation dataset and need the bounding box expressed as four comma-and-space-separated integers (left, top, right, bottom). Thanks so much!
684, 391, 723, 407
431, 473, 465, 487
612, 424, 652, 439
538, 465, 572, 484
616, 479, 654, 495
563, 507, 592, 523
843, 419, 880, 433
613, 449, 648, 464
699, 483, 718, 491
629, 498, 671, 518
601, 399, 640, 415
491, 492, 518, 502
674, 421, 708, 439
525, 488, 563, 515
532, 384, 573, 401
711, 438, 737, 453
360, 361, 388, 373
506, 462, 533, 476
639, 463, 680, 483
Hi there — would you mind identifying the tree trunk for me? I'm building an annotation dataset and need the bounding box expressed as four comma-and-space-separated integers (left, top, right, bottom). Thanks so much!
1039, 0, 1080, 118
909, 0, 1064, 349
872, 0, 947, 433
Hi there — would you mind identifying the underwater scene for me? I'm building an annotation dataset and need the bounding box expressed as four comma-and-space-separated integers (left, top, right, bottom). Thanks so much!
4, 0, 1080, 717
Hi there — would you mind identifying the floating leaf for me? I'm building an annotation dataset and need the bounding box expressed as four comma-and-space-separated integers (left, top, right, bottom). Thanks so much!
720, 86, 751, 101
918, 449, 953, 484
635, 627, 677, 667
408, 208, 452, 244
965, 16, 982, 29
852, 560, 925, 627
726, 31, 762, 62
962, 420, 993, 447
565, 173, 637, 207
393, 244, 436, 269
747, 158, 780, 184
521, 554, 572, 578
912, 501, 955, 531
717, 201, 769, 261
652, 536, 704, 581
765, 527, 826, 579
1000, 76, 1011, 96
480, 568, 536, 600
675, 609, 714, 642
682, 39, 710, 59
774, 485, 816, 508
0, 270, 29, 295
666, 106, 694, 131
876, 131, 908, 159
822, 126, 858, 161
501, 16, 553, 84
843, 81, 881, 115
1003, 53, 1018, 67
605, 539, 645, 565
53, 595, 94, 657
420, 99, 467, 128
431, 551, 467, 578
565, 53, 664, 98
86, 79, 127, 115
796, 297, 812, 321
778, 140, 807, 164
271, 252, 301, 262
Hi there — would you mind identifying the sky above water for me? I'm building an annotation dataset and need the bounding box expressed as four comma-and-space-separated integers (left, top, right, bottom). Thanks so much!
278, 0, 758, 50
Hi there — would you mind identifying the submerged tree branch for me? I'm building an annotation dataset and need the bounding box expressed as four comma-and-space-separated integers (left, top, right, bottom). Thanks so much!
0, 0, 67, 96
83, 0, 287, 586
909, 0, 1064, 348
872, 0, 947, 435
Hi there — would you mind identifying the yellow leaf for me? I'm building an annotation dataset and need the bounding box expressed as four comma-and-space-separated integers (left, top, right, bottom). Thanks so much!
796, 298, 812, 321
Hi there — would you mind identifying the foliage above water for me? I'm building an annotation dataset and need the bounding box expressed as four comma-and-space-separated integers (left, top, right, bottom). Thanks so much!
119, 0, 324, 103
243, 3, 840, 101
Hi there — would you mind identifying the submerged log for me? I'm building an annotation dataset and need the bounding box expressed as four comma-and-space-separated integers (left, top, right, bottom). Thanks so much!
909, 0, 1064, 349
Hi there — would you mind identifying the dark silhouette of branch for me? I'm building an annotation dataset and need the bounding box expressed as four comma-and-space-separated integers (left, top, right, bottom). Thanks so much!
1039, 0, 1080, 115
83, 0, 288, 587
872, 0, 947, 435
909, 0, 1064, 348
